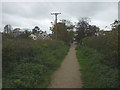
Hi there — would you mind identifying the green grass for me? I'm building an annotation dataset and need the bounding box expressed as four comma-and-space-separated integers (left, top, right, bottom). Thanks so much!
76, 46, 119, 88
2, 39, 69, 88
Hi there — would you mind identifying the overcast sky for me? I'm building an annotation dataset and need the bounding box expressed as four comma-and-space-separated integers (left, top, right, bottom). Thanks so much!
2, 2, 118, 33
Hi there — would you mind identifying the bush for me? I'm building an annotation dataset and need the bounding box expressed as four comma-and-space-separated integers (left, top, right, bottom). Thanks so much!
76, 46, 119, 88
2, 38, 69, 88
82, 30, 118, 68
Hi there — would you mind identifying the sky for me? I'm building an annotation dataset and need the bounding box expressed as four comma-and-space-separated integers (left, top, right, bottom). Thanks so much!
1, 2, 118, 33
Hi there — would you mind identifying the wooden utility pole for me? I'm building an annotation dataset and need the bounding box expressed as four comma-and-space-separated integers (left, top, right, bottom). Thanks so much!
51, 12, 61, 39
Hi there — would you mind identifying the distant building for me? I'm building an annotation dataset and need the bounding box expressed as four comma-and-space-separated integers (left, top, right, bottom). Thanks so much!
29, 34, 37, 40
41, 31, 48, 39
29, 31, 52, 40
95, 30, 110, 36
38, 31, 52, 40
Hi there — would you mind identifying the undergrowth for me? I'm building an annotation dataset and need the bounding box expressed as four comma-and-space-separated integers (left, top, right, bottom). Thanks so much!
76, 46, 119, 88
2, 39, 69, 88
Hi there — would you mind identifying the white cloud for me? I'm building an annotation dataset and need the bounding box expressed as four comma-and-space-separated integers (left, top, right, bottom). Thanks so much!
1, 2, 118, 33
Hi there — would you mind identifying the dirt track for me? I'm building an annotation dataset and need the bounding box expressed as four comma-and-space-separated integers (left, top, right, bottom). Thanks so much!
48, 45, 83, 88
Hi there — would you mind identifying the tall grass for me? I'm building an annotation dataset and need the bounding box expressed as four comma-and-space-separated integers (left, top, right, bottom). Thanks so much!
76, 46, 119, 88
2, 39, 69, 88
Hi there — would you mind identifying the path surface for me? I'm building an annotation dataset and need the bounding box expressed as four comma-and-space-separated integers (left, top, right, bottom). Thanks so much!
48, 45, 83, 88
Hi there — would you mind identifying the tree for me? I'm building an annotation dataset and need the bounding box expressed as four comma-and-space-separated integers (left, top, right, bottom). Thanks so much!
16, 30, 31, 39
110, 20, 120, 31
76, 17, 90, 44
32, 26, 41, 34
88, 25, 99, 36
24, 29, 31, 35
76, 17, 99, 44
50, 19, 74, 44
4, 24, 12, 34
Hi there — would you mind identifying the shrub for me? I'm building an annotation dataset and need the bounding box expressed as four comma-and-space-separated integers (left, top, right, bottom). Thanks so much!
2, 38, 69, 88
82, 30, 118, 68
76, 46, 119, 88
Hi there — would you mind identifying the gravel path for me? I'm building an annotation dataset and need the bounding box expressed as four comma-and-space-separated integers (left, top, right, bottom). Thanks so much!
48, 45, 83, 88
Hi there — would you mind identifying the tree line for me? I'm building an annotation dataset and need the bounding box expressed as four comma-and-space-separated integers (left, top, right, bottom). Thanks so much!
50, 17, 101, 44
2, 17, 118, 45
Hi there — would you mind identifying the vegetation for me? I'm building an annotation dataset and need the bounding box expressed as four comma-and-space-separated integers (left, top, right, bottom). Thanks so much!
2, 17, 119, 88
76, 46, 119, 88
32, 26, 42, 34
2, 37, 69, 88
2, 19, 74, 88
82, 29, 118, 68
3, 24, 12, 34
50, 19, 74, 44
76, 20, 119, 88
75, 17, 99, 44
